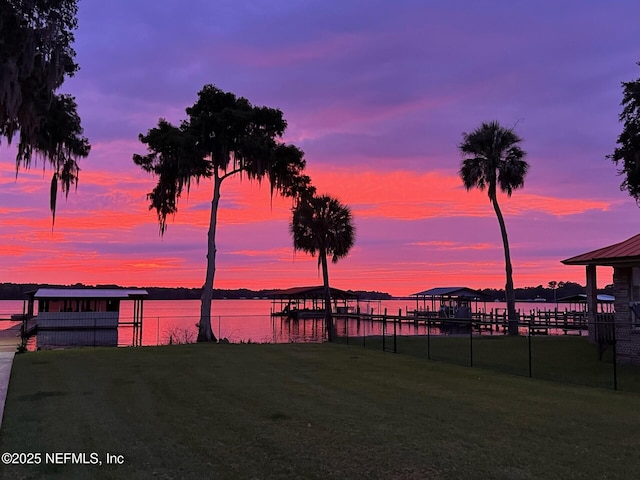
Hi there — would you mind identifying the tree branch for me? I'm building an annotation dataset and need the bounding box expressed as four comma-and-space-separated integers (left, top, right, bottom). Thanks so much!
220, 167, 244, 181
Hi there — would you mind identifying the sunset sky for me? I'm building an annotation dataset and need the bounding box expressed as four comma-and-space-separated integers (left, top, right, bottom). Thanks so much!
1, 1, 639, 296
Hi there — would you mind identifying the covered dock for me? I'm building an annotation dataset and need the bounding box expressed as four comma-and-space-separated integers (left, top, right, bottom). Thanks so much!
271, 286, 359, 319
556, 293, 615, 313
22, 288, 148, 349
410, 287, 489, 318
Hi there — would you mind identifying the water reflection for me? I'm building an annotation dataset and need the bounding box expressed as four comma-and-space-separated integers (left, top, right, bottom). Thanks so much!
5, 297, 585, 349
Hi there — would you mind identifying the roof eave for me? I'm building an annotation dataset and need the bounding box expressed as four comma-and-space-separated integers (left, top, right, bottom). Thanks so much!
561, 256, 640, 267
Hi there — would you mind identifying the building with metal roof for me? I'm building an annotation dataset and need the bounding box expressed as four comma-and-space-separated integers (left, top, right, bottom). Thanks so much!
562, 233, 640, 364
270, 286, 358, 319
270, 286, 357, 300
556, 293, 615, 304
411, 287, 487, 299
562, 233, 640, 266
410, 287, 488, 319
22, 287, 148, 349
32, 288, 148, 299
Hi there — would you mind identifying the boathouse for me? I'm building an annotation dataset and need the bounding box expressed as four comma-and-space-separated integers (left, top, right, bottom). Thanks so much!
23, 288, 148, 349
410, 287, 488, 318
270, 286, 358, 318
562, 233, 640, 364
556, 294, 615, 313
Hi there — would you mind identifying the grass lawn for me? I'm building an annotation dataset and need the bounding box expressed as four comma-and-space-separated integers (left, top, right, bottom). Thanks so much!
341, 334, 640, 392
1, 343, 640, 479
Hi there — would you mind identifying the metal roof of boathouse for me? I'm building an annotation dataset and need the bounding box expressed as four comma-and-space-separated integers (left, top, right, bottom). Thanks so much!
31, 288, 148, 299
562, 233, 640, 266
556, 293, 614, 303
411, 287, 487, 299
270, 286, 358, 300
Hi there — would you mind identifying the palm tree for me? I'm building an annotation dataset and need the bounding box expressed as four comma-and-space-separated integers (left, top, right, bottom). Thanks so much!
290, 194, 355, 342
134, 85, 312, 342
458, 121, 529, 335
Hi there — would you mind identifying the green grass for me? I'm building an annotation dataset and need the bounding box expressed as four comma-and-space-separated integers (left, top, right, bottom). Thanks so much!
339, 334, 640, 392
2, 343, 640, 479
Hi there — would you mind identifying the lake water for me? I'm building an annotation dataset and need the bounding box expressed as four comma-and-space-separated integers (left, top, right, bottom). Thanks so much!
0, 298, 586, 347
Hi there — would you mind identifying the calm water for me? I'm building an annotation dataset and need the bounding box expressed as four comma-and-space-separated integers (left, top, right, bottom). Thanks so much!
0, 298, 585, 347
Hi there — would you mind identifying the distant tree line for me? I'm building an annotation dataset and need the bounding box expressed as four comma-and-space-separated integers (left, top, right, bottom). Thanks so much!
0, 282, 613, 302
478, 281, 614, 303
0, 283, 392, 301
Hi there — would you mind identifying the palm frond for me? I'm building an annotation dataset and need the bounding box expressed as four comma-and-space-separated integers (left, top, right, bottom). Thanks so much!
290, 194, 355, 264
458, 121, 528, 198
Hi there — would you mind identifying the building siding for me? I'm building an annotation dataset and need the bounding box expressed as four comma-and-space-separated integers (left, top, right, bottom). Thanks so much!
37, 311, 119, 329
611, 267, 640, 365
36, 312, 120, 349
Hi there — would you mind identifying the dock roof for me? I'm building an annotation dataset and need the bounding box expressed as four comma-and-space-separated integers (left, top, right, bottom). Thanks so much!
270, 286, 358, 300
411, 287, 487, 299
562, 233, 640, 266
556, 293, 615, 303
32, 288, 148, 299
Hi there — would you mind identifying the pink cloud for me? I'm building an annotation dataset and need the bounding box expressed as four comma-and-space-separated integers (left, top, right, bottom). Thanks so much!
0, 135, 627, 295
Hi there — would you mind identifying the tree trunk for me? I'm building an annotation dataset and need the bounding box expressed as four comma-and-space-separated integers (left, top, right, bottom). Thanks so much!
320, 249, 335, 342
491, 195, 519, 335
198, 174, 221, 342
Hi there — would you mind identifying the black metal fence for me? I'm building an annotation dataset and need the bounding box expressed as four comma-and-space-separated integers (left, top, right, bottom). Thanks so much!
333, 310, 639, 392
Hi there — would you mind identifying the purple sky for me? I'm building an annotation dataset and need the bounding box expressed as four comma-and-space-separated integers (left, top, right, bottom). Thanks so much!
1, 1, 639, 295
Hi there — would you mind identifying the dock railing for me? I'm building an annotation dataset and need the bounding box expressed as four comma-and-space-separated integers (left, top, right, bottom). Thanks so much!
337, 307, 589, 336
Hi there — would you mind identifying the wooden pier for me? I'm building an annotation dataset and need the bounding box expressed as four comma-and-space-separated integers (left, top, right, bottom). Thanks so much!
333, 307, 593, 335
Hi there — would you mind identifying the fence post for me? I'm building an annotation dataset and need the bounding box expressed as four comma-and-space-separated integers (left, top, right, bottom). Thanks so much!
138, 300, 144, 347
346, 317, 349, 345
469, 318, 473, 367
528, 323, 532, 378
382, 315, 387, 352
363, 313, 366, 348
382, 310, 386, 352
613, 319, 618, 391
427, 316, 431, 360
489, 311, 493, 336
394, 309, 400, 353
